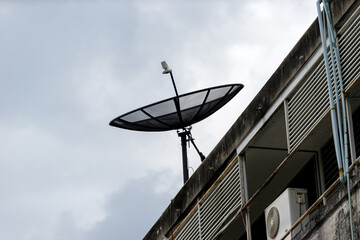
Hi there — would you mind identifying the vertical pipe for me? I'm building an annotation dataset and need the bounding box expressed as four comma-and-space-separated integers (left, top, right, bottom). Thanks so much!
239, 154, 252, 240
325, 12, 345, 167
283, 100, 291, 154
327, 11, 350, 173
322, 2, 354, 239
314, 152, 326, 196
346, 98, 356, 164
324, 4, 349, 174
346, 173, 355, 240
316, 1, 345, 181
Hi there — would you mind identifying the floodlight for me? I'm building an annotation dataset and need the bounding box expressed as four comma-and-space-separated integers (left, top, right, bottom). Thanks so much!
161, 61, 172, 74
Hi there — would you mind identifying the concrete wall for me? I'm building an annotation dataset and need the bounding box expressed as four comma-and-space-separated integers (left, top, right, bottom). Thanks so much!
295, 166, 360, 240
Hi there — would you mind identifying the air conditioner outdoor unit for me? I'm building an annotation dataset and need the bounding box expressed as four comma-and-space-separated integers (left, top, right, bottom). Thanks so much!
264, 188, 309, 240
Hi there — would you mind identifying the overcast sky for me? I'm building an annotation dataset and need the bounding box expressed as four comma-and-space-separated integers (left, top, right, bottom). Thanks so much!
1, 1, 317, 239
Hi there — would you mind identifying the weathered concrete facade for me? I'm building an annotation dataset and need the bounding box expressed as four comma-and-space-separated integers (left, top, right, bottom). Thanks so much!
295, 164, 360, 240
144, 0, 360, 239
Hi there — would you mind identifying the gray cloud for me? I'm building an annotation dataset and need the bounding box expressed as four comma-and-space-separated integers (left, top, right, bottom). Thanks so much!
0, 1, 316, 239
54, 172, 177, 240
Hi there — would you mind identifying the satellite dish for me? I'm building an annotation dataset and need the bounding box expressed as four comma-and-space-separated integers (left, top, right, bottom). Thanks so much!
110, 61, 244, 183
109, 84, 243, 131
266, 207, 280, 238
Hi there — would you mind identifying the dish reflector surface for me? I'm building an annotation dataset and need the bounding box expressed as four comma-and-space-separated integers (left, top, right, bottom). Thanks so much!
109, 84, 243, 132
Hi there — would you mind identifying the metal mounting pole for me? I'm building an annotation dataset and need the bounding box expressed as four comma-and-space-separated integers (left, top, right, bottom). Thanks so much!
189, 134, 206, 161
161, 61, 179, 97
169, 71, 179, 97
178, 131, 189, 183
178, 128, 205, 183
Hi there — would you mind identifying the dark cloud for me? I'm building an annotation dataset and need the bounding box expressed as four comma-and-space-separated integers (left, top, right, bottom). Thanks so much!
55, 172, 175, 240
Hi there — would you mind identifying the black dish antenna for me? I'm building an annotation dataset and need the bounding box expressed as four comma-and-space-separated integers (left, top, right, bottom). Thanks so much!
110, 61, 243, 183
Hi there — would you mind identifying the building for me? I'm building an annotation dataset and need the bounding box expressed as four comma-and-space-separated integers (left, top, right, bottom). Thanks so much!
144, 0, 360, 239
